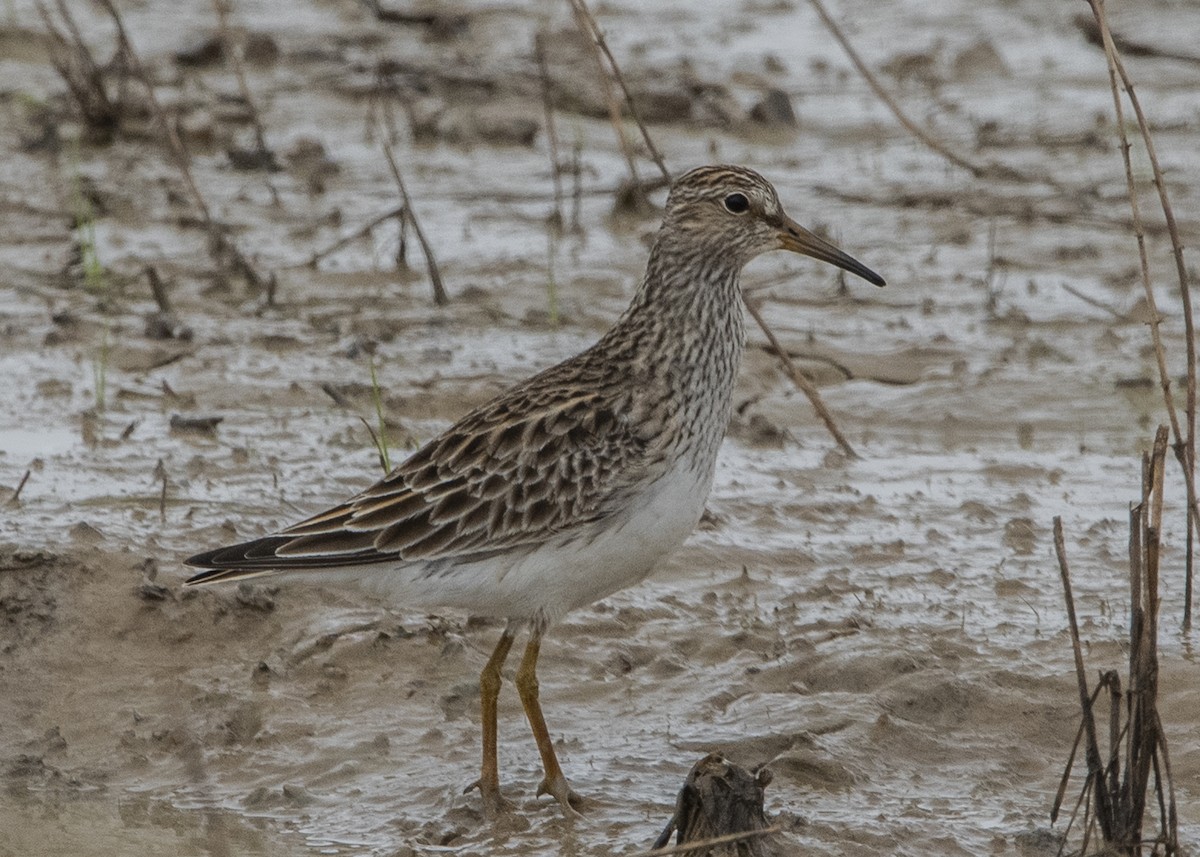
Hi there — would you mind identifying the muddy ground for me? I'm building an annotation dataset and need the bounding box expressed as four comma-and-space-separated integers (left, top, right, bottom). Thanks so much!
2, 0, 1199, 854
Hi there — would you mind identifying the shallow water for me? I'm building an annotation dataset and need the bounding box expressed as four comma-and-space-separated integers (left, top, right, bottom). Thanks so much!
2, 0, 1199, 854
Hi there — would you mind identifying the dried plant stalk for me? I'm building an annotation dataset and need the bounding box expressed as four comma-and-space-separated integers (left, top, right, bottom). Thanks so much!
1087, 0, 1197, 629
806, 0, 1027, 181
745, 297, 858, 459
534, 32, 565, 228
379, 135, 448, 306
1051, 426, 1178, 856
211, 0, 277, 169
93, 0, 265, 291
566, 0, 670, 185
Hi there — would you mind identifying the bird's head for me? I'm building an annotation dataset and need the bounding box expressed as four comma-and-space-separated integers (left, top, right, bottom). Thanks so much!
662, 165, 885, 287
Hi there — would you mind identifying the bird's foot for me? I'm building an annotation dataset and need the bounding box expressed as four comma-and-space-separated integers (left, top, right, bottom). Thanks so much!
536, 773, 585, 818
464, 778, 516, 817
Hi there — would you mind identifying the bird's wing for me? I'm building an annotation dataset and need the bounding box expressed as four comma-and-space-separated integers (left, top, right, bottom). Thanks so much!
185, 377, 668, 582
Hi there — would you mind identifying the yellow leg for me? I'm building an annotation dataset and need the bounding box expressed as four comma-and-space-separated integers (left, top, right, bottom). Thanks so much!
515, 626, 583, 816
464, 622, 517, 815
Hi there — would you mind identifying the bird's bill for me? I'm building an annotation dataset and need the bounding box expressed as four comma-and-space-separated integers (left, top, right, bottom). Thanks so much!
777, 215, 886, 287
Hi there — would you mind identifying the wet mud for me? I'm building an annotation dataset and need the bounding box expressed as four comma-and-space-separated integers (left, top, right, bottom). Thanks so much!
2, 0, 1199, 854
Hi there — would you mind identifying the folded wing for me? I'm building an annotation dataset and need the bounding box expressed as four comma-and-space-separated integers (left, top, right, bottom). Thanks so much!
185, 382, 660, 585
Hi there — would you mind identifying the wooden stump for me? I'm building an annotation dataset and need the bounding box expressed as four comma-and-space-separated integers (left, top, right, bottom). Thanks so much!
653, 753, 785, 856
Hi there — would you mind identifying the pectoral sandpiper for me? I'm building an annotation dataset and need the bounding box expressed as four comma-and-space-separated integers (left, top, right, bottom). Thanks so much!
185, 164, 885, 816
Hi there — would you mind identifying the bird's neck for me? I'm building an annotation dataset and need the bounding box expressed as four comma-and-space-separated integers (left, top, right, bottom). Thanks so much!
599, 233, 747, 455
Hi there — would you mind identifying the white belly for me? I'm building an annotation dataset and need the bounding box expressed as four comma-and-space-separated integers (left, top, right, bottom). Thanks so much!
346, 458, 715, 624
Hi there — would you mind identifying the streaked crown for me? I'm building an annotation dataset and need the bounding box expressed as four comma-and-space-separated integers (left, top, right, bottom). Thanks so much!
659, 165, 788, 264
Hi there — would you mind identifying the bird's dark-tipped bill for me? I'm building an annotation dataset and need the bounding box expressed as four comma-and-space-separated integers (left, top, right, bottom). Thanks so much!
778, 216, 886, 287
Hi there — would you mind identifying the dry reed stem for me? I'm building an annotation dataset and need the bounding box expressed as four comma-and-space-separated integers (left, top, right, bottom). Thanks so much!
1060, 768, 1099, 854
145, 265, 172, 315
1051, 681, 1106, 824
379, 135, 448, 306
303, 204, 406, 268
806, 0, 1020, 180
211, 0, 276, 169
570, 138, 584, 232
1125, 426, 1169, 850
631, 826, 781, 857
566, 0, 671, 185
1053, 514, 1116, 841
154, 458, 168, 520
1152, 709, 1179, 849
7, 470, 31, 505
37, 0, 119, 139
1088, 0, 1197, 629
1061, 282, 1126, 320
745, 297, 858, 459
567, 0, 643, 197
1054, 426, 1179, 855
94, 0, 265, 291
533, 32, 565, 228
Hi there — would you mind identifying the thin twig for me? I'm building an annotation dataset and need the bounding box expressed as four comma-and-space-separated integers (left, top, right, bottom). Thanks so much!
533, 32, 564, 229
145, 265, 172, 314
745, 296, 858, 459
93, 0, 265, 290
95, 0, 210, 224
37, 0, 118, 138
7, 469, 31, 505
1060, 282, 1126, 320
630, 825, 781, 857
567, 0, 641, 195
566, 0, 670, 185
301, 204, 407, 268
570, 137, 584, 232
211, 0, 278, 170
155, 458, 168, 520
1153, 710, 1181, 851
807, 0, 1026, 182
1052, 682, 1106, 824
1088, 0, 1198, 629
1053, 515, 1116, 841
320, 383, 354, 409
379, 135, 448, 305
1056, 767, 1092, 857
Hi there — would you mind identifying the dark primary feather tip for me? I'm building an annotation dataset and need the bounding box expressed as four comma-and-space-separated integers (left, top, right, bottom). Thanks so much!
184, 566, 251, 586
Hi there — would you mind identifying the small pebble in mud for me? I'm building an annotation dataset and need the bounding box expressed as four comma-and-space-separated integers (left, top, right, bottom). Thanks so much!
234, 583, 276, 612
251, 661, 272, 686
763, 53, 787, 74
284, 136, 340, 193
243, 786, 272, 809
68, 521, 105, 544
281, 784, 314, 806
748, 88, 798, 128
243, 32, 280, 65
953, 39, 1010, 80
137, 580, 171, 601
169, 414, 223, 436
144, 311, 193, 341
174, 34, 223, 67
1002, 517, 1038, 555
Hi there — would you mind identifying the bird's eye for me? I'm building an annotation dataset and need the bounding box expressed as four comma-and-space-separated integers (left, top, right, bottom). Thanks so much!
723, 193, 750, 214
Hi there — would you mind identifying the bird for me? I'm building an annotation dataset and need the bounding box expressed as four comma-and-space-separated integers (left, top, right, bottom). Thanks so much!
184, 164, 885, 817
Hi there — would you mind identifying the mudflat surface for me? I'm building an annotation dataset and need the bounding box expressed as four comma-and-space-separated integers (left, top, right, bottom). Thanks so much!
2, 1, 1199, 854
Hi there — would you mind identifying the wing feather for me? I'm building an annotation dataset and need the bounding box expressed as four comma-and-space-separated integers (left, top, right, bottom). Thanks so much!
184, 373, 665, 583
